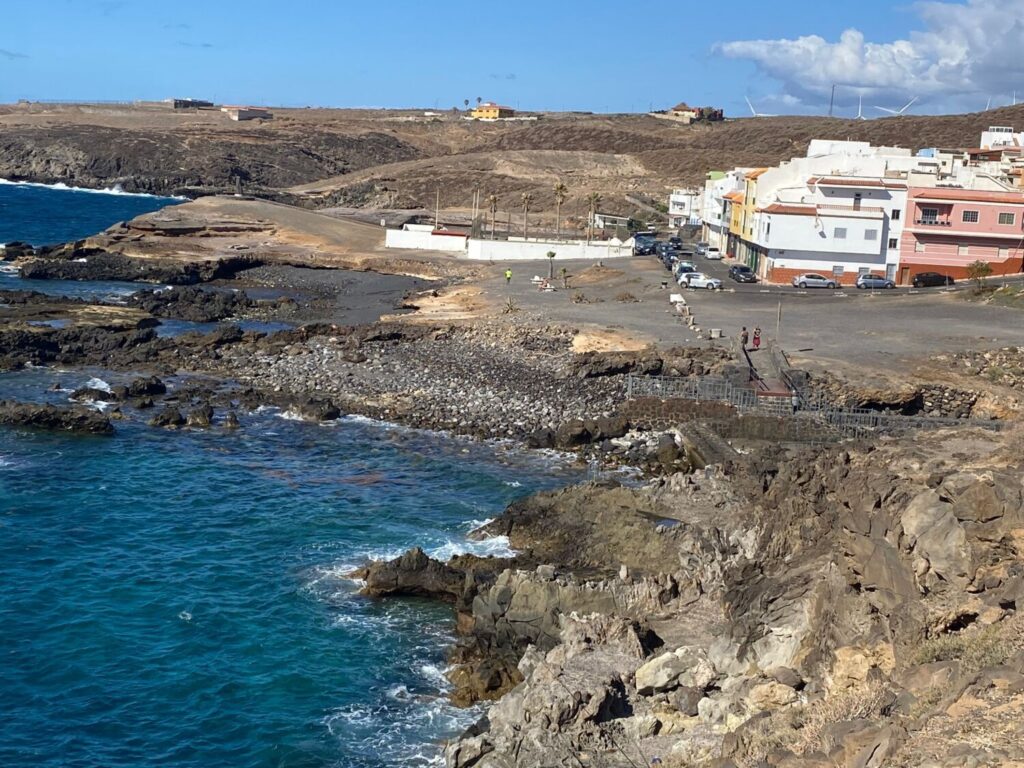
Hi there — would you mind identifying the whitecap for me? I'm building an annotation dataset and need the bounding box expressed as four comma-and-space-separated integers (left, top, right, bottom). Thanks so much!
0, 177, 187, 200
426, 535, 516, 560
178, 611, 192, 622
504, 480, 523, 487
85, 377, 112, 393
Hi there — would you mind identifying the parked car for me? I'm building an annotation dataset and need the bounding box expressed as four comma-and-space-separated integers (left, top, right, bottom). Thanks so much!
675, 264, 696, 282
681, 272, 722, 290
668, 236, 683, 249
911, 271, 955, 288
728, 264, 757, 283
695, 243, 709, 256
855, 274, 896, 290
704, 246, 722, 260
791, 273, 838, 289
633, 233, 657, 256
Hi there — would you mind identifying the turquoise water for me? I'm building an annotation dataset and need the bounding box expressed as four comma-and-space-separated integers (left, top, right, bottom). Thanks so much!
0, 369, 579, 767
0, 188, 581, 766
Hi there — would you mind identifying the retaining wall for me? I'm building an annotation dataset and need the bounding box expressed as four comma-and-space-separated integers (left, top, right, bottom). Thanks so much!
466, 238, 632, 261
384, 228, 468, 252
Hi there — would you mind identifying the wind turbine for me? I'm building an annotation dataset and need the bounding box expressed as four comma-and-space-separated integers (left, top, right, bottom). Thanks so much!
855, 95, 867, 120
745, 96, 777, 117
874, 96, 919, 116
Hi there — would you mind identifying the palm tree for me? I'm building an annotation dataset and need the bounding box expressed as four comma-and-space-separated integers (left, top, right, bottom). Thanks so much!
521, 192, 533, 240
553, 182, 568, 241
464, 98, 470, 109
476, 96, 482, 106
487, 194, 499, 239
586, 192, 602, 245
546, 250, 556, 279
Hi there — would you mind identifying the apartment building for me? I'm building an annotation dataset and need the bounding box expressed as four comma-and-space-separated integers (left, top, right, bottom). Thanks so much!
700, 170, 747, 251
667, 187, 702, 228
898, 187, 1024, 281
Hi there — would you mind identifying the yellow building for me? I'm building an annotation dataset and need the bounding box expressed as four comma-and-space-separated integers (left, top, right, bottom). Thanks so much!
470, 102, 515, 120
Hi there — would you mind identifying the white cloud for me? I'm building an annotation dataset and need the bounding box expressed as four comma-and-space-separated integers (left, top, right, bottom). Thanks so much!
715, 0, 1024, 112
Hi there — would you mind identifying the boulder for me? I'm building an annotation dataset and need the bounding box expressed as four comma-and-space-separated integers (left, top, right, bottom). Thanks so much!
0, 400, 113, 435
186, 404, 214, 428
223, 411, 240, 429
636, 646, 715, 695
747, 680, 798, 711
360, 547, 467, 602
901, 490, 972, 589
554, 419, 590, 448
148, 406, 185, 428
288, 398, 341, 422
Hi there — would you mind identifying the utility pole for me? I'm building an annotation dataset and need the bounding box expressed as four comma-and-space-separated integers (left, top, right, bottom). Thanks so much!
828, 84, 835, 117
776, 299, 783, 347
434, 189, 440, 230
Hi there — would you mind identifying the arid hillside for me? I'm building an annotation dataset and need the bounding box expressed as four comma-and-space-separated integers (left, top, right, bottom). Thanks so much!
1, 101, 1021, 218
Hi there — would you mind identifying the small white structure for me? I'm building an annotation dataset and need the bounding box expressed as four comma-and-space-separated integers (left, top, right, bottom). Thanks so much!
591, 212, 629, 230
384, 223, 468, 252
221, 106, 273, 121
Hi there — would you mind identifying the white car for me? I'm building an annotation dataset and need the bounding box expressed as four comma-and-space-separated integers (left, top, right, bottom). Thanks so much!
704, 247, 722, 260
682, 272, 722, 290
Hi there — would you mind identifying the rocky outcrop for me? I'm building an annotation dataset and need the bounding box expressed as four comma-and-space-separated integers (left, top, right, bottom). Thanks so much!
21, 246, 259, 285
0, 400, 113, 434
128, 286, 254, 322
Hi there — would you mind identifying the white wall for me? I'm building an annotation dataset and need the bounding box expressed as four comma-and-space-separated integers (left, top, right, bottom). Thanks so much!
384, 228, 468, 252
466, 238, 632, 261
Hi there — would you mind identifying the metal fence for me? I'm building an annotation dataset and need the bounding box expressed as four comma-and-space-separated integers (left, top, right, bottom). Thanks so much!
626, 372, 1000, 440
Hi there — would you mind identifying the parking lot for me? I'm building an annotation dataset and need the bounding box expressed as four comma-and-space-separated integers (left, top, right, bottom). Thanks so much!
478, 247, 1024, 377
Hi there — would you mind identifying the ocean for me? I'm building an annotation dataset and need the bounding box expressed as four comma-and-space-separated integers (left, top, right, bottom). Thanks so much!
0, 185, 580, 766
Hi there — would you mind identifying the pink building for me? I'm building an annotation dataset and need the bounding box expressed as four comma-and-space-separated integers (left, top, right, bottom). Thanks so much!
898, 187, 1024, 284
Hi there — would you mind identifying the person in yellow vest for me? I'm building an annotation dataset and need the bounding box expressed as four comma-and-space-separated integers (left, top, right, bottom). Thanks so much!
504, 268, 512, 284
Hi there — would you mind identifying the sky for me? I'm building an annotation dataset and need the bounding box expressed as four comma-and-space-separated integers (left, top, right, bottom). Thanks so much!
1, 0, 1022, 117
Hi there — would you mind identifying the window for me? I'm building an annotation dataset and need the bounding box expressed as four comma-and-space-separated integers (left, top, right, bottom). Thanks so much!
958, 244, 969, 257
891, 209, 901, 221
834, 227, 847, 239
962, 210, 980, 223
999, 247, 1010, 259
865, 229, 878, 241
999, 212, 1016, 225
915, 241, 926, 253
888, 238, 899, 249
920, 207, 939, 222
858, 267, 870, 276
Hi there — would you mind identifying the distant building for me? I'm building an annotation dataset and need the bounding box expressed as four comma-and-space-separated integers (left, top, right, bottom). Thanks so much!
470, 102, 515, 120
661, 102, 724, 124
172, 98, 214, 110
668, 188, 702, 227
591, 211, 630, 230
221, 106, 273, 121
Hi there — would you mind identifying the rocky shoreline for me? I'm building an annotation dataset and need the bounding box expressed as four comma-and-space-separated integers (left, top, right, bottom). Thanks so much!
3, 247, 1024, 767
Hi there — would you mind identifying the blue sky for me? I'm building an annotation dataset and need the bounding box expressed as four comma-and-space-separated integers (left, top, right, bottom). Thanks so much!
0, 0, 1019, 115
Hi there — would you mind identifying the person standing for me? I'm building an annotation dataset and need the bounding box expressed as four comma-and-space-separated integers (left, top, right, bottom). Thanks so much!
504, 268, 512, 284
739, 326, 749, 350
752, 327, 762, 351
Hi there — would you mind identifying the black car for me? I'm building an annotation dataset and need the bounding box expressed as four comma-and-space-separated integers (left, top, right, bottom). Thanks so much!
911, 272, 955, 288
633, 235, 656, 256
728, 264, 757, 283
668, 236, 683, 249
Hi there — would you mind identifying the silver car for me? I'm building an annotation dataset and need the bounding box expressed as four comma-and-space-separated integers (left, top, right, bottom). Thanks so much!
855, 274, 896, 289
792, 273, 838, 289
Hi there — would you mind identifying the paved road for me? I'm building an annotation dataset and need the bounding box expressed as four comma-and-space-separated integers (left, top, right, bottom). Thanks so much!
481, 251, 1024, 376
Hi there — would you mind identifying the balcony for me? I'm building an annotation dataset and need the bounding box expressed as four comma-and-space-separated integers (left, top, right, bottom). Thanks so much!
914, 218, 952, 226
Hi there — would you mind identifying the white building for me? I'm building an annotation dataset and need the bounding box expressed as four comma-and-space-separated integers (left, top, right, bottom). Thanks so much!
980, 126, 1024, 149
668, 188, 702, 228
738, 140, 922, 283
701, 170, 747, 250
754, 176, 909, 284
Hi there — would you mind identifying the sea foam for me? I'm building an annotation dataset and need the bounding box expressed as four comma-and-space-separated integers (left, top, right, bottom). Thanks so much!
0, 178, 187, 200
